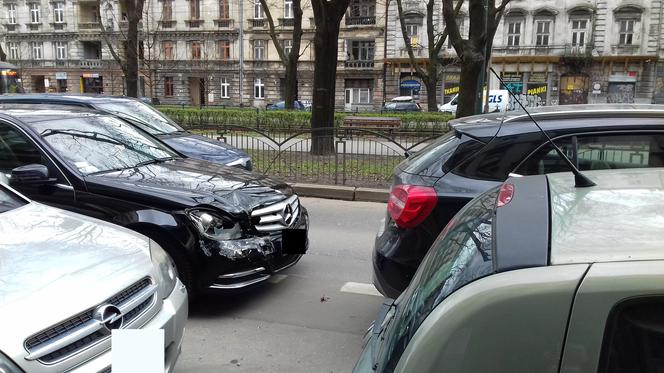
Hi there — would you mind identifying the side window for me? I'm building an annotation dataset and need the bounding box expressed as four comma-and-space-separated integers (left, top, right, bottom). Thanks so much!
0, 122, 44, 173
598, 298, 664, 373
516, 137, 574, 175
517, 134, 664, 175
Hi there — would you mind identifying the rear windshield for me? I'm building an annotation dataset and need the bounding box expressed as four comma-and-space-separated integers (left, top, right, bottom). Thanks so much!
380, 187, 498, 372
400, 131, 461, 174
95, 101, 183, 135
0, 185, 27, 213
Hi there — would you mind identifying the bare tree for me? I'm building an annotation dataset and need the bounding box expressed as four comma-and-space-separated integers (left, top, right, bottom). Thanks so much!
395, 0, 463, 111
260, 0, 306, 110
443, 0, 510, 118
0, 44, 6, 61
310, 0, 351, 155
97, 0, 145, 97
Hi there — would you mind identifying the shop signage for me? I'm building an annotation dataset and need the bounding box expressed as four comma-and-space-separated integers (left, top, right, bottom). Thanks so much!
55, 72, 67, 80
400, 80, 421, 90
529, 73, 547, 83
82, 73, 100, 78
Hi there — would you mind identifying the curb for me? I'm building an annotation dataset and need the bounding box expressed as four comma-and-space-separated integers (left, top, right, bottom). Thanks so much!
293, 183, 389, 203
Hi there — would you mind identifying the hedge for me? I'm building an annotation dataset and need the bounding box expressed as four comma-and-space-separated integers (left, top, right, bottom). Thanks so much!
157, 106, 453, 132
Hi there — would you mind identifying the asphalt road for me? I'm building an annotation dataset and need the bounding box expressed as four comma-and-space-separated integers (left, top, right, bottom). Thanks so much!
175, 197, 388, 373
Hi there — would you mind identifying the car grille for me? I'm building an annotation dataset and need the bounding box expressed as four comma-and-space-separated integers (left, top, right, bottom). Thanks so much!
251, 195, 300, 233
24, 278, 157, 365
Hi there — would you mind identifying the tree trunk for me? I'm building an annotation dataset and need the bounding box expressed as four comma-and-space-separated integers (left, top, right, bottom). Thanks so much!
285, 58, 298, 109
126, 18, 139, 97
0, 44, 6, 61
425, 63, 439, 112
456, 54, 485, 118
310, 21, 341, 155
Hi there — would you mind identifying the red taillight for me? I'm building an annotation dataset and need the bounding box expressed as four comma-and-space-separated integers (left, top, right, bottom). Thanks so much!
387, 185, 438, 228
497, 183, 515, 207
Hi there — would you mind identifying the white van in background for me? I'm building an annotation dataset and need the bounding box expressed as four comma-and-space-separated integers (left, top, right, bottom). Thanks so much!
438, 90, 509, 115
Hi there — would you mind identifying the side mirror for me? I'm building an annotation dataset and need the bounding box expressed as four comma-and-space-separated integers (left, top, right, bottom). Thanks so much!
10, 164, 55, 185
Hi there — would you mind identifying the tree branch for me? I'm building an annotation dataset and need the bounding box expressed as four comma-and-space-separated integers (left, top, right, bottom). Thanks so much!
432, 0, 464, 54
260, 0, 288, 64
395, 0, 425, 78
97, 0, 127, 76
442, 0, 464, 56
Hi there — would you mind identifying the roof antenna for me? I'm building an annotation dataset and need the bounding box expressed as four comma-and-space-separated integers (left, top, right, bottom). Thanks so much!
489, 68, 596, 188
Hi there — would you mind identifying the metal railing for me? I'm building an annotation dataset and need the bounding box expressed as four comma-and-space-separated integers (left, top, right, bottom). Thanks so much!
251, 19, 266, 28
279, 18, 294, 27
184, 125, 448, 188
344, 60, 375, 68
214, 18, 234, 28
345, 16, 376, 25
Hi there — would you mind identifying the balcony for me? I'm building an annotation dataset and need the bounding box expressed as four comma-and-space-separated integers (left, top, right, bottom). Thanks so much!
50, 22, 67, 30
185, 19, 204, 28
78, 22, 100, 30
26, 22, 42, 30
493, 45, 568, 56
4, 23, 17, 31
7, 59, 110, 69
344, 60, 374, 68
279, 18, 294, 27
399, 48, 424, 57
611, 44, 641, 55
213, 18, 234, 28
119, 20, 144, 29
345, 16, 375, 25
158, 20, 176, 28
251, 19, 266, 28
80, 59, 107, 69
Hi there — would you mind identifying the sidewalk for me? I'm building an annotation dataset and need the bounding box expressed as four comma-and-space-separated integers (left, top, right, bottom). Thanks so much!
292, 182, 389, 203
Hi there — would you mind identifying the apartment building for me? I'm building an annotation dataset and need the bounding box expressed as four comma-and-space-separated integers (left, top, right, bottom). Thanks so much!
1, 0, 385, 110
385, 0, 664, 108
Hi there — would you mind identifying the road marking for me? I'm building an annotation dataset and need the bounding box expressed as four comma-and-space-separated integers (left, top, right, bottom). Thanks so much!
340, 282, 384, 297
268, 274, 288, 284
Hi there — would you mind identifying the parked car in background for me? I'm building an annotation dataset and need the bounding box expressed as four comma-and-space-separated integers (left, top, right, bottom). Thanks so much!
0, 180, 187, 373
438, 90, 509, 114
265, 100, 307, 111
382, 101, 422, 112
0, 94, 252, 170
0, 106, 309, 297
357, 168, 664, 373
374, 104, 664, 298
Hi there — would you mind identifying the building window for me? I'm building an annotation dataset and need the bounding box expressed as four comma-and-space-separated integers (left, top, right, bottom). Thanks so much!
254, 0, 264, 19
405, 24, 418, 46
8, 42, 19, 59
29, 3, 41, 23
571, 20, 588, 46
55, 41, 67, 59
7, 4, 17, 24
219, 40, 231, 60
349, 0, 375, 17
31, 42, 43, 59
254, 78, 265, 99
535, 20, 551, 46
163, 41, 174, 60
220, 77, 230, 98
284, 0, 293, 18
164, 77, 174, 97
348, 40, 374, 61
53, 2, 65, 23
283, 39, 292, 56
507, 21, 521, 46
254, 39, 266, 60
619, 19, 635, 45
219, 0, 229, 18
345, 79, 373, 104
162, 0, 173, 21
190, 0, 201, 20
191, 42, 202, 60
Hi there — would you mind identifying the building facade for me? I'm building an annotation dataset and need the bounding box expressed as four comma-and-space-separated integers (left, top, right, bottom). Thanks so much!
385, 0, 664, 109
1, 0, 386, 110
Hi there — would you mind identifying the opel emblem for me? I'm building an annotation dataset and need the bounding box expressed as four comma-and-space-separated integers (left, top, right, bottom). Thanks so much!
94, 304, 124, 331
281, 204, 294, 225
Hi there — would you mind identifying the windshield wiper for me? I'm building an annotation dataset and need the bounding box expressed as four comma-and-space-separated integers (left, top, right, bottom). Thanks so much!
134, 156, 178, 168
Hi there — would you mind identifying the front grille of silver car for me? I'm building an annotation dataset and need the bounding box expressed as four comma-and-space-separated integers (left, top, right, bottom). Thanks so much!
251, 195, 300, 233
24, 277, 157, 365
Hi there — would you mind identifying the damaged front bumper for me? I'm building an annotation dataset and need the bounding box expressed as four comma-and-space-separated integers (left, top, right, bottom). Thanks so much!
198, 206, 309, 290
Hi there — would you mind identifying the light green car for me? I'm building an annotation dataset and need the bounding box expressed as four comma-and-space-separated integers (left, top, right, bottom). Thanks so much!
355, 168, 664, 373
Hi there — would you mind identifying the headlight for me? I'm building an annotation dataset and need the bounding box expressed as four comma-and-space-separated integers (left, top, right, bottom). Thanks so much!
149, 240, 178, 299
186, 209, 242, 240
0, 351, 23, 373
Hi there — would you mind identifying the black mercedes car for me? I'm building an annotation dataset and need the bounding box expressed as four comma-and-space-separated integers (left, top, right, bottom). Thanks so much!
374, 104, 664, 298
0, 105, 308, 296
0, 94, 252, 170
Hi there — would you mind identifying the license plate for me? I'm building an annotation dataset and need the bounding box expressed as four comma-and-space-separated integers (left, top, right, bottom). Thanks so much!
282, 228, 307, 254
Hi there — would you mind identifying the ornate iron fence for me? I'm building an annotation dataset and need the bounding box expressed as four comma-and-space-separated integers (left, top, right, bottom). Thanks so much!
187, 125, 449, 188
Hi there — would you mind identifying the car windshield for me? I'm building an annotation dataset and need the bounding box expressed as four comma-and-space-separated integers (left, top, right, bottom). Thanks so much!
95, 100, 184, 135
400, 131, 461, 174
379, 187, 498, 372
0, 185, 27, 213
28, 115, 179, 176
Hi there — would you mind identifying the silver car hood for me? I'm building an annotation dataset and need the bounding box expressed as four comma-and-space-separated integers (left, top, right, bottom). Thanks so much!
0, 202, 154, 359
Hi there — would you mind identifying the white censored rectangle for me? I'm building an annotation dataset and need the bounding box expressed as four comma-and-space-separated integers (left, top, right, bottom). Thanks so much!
112, 329, 164, 373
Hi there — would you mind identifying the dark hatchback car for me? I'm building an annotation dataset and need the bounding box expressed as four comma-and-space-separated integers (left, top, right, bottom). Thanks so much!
0, 106, 308, 296
0, 94, 252, 170
266, 100, 307, 111
374, 104, 664, 298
